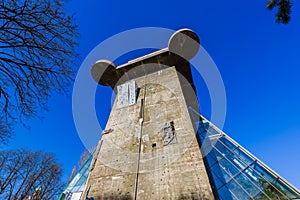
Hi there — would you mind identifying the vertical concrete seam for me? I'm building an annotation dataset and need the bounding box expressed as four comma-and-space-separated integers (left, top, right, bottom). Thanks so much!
133, 75, 147, 200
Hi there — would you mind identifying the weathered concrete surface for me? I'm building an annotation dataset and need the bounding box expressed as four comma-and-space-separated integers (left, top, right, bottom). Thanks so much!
82, 65, 214, 200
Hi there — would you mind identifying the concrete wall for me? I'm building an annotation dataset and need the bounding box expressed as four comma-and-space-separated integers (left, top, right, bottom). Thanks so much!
83, 66, 214, 200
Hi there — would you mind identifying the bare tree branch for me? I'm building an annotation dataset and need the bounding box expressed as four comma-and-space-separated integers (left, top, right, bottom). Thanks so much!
0, 0, 78, 144
0, 149, 64, 200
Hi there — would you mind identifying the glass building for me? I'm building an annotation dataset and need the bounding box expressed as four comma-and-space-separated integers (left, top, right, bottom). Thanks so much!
59, 154, 93, 200
60, 108, 300, 200
189, 107, 300, 200
60, 109, 300, 200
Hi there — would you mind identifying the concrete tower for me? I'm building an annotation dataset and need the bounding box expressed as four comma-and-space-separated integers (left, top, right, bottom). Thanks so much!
83, 29, 214, 200
61, 29, 300, 200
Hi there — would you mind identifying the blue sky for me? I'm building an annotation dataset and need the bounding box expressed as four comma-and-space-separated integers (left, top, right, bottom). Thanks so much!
4, 0, 300, 190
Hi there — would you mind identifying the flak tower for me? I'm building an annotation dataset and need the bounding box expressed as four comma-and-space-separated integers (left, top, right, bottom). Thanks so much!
63, 29, 300, 200
84, 29, 214, 200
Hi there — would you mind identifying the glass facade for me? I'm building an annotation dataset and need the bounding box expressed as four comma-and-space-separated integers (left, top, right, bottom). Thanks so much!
60, 107, 300, 200
189, 107, 300, 200
59, 154, 93, 200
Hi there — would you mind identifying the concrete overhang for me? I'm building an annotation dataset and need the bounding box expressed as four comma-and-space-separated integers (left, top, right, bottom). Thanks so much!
91, 28, 200, 89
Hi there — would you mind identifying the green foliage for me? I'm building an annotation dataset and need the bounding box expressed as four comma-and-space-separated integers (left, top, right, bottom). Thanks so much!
255, 177, 288, 199
267, 0, 292, 24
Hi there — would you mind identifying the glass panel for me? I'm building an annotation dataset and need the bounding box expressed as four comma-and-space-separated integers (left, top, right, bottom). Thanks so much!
211, 170, 227, 189
214, 140, 232, 158
234, 172, 261, 198
207, 126, 219, 136
211, 163, 229, 188
205, 150, 218, 166
241, 162, 259, 183
219, 137, 237, 151
63, 153, 93, 193
227, 179, 252, 200
220, 137, 254, 165
218, 185, 235, 200
253, 192, 268, 200
188, 112, 300, 200
196, 126, 207, 141
253, 163, 276, 183
205, 144, 225, 162
232, 146, 254, 165
273, 179, 300, 198
218, 155, 240, 178
252, 183, 289, 200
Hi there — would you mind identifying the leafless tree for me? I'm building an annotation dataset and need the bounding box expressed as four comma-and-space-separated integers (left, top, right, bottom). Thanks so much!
77, 150, 91, 169
0, 116, 11, 143
67, 165, 76, 185
0, 0, 78, 143
0, 149, 64, 200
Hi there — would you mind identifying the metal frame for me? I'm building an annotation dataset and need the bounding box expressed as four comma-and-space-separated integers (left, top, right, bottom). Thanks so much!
188, 106, 300, 199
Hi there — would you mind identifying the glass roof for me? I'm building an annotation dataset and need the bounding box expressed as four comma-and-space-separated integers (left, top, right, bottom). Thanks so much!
189, 107, 300, 200
60, 153, 93, 199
